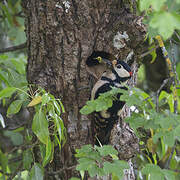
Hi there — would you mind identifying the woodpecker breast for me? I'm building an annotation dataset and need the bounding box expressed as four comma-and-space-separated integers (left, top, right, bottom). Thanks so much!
86, 52, 132, 145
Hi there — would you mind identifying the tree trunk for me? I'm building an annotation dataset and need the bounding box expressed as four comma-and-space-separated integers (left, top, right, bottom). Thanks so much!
22, 0, 146, 179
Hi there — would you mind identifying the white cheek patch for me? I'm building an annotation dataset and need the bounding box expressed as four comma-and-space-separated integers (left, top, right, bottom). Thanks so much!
115, 67, 130, 78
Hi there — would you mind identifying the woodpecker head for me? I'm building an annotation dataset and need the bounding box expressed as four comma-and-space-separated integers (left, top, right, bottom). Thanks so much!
111, 59, 132, 78
86, 51, 116, 79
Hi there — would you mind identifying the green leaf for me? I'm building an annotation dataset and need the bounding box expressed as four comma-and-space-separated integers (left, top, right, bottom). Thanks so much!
32, 111, 49, 144
30, 163, 44, 180
42, 138, 53, 167
163, 131, 175, 147
88, 164, 105, 177
177, 63, 180, 80
41, 93, 50, 105
103, 160, 128, 179
150, 12, 180, 40
53, 100, 61, 115
165, 93, 174, 113
162, 169, 175, 180
174, 124, 180, 141
4, 131, 23, 145
54, 115, 66, 146
11, 58, 26, 74
75, 145, 93, 156
0, 87, 17, 99
140, 0, 166, 11
0, 149, 8, 173
80, 103, 95, 115
76, 159, 96, 171
141, 164, 164, 180
125, 113, 146, 129
0, 71, 10, 86
69, 178, 80, 180
96, 145, 118, 156
23, 149, 33, 170
59, 99, 65, 113
7, 99, 23, 116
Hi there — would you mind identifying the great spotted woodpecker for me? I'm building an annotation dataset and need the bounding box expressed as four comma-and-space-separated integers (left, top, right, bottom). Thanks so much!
86, 51, 132, 145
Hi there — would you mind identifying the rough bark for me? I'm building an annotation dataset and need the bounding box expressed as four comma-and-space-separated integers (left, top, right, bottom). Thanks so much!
22, 0, 146, 179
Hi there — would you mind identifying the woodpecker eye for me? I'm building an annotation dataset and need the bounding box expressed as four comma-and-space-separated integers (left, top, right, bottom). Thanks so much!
116, 64, 122, 69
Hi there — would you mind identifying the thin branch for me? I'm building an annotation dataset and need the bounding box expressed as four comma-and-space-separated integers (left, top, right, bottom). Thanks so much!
170, 39, 179, 113
140, 45, 159, 58
155, 78, 171, 112
164, 140, 177, 169
174, 30, 180, 41
14, 11, 25, 18
171, 39, 180, 45
0, 42, 27, 54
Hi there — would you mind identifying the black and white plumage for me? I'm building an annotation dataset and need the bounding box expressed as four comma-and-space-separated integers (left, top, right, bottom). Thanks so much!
86, 52, 132, 145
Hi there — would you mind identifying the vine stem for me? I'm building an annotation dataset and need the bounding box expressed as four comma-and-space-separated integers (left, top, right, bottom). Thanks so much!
155, 35, 178, 114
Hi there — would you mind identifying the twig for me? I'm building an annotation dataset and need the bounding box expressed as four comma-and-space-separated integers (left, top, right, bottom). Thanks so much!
8, 156, 22, 163
155, 36, 178, 114
164, 140, 177, 169
140, 45, 159, 58
14, 11, 25, 18
155, 78, 171, 112
0, 42, 27, 54
174, 30, 180, 41
171, 39, 180, 45
170, 39, 179, 113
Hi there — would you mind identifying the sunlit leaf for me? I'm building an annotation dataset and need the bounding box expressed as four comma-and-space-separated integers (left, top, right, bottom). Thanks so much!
0, 87, 16, 98
28, 96, 42, 107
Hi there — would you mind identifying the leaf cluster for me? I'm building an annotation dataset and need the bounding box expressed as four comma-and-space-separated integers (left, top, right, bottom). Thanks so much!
80, 87, 127, 115
138, 0, 180, 39
79, 85, 180, 179
71, 145, 128, 180
0, 55, 66, 179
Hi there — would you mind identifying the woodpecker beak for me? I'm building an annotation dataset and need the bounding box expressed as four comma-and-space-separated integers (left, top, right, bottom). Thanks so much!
129, 71, 133, 76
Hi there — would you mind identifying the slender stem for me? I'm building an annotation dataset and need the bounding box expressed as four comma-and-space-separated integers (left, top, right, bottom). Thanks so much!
140, 45, 159, 58
155, 78, 170, 112
15, 87, 31, 98
0, 42, 27, 54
